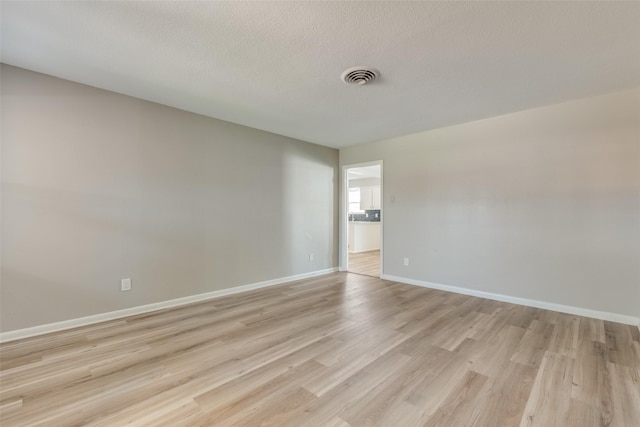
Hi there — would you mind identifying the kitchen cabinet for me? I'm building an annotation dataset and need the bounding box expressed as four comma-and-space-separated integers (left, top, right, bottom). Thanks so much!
359, 186, 381, 210
372, 186, 381, 209
348, 221, 380, 253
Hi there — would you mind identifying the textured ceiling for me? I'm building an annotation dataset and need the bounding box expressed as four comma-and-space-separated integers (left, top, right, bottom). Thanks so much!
348, 165, 381, 181
2, 1, 640, 148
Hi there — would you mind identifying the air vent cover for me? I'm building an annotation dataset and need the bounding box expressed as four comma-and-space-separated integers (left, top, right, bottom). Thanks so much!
341, 66, 380, 85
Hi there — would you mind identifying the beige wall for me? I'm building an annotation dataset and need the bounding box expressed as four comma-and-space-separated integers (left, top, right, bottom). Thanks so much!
341, 88, 640, 319
1, 65, 339, 332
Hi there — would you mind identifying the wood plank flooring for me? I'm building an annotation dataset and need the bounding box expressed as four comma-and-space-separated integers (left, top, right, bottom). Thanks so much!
349, 250, 380, 277
1, 272, 638, 426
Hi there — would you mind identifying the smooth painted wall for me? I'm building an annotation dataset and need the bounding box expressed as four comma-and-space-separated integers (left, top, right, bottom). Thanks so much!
341, 88, 640, 319
1, 64, 339, 332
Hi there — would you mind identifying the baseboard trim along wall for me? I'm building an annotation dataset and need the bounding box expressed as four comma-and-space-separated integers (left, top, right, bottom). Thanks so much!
0, 268, 338, 343
381, 274, 640, 327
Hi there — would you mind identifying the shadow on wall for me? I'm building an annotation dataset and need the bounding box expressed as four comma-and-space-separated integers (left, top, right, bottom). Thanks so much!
0, 64, 340, 332
281, 143, 338, 276
0, 181, 208, 332
0, 139, 338, 333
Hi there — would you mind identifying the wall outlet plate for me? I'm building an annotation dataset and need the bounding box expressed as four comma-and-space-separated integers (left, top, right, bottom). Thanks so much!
403, 258, 409, 266
121, 278, 132, 292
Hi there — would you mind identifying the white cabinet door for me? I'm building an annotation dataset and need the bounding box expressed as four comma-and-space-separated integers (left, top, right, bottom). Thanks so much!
359, 187, 372, 211
359, 186, 381, 210
371, 186, 381, 209
348, 222, 355, 251
350, 222, 380, 252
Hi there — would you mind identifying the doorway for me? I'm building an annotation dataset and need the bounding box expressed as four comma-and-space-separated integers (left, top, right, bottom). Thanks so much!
342, 161, 383, 277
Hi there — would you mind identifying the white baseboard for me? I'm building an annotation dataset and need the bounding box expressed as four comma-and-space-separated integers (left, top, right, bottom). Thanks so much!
0, 267, 338, 343
381, 274, 640, 327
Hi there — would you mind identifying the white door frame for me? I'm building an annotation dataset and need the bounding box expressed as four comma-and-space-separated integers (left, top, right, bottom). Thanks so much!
340, 160, 383, 275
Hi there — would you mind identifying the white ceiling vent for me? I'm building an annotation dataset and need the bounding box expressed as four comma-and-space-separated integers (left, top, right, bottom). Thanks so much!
341, 66, 380, 85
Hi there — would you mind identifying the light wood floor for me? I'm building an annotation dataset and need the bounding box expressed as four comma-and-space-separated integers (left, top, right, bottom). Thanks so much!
1, 273, 638, 426
349, 250, 380, 277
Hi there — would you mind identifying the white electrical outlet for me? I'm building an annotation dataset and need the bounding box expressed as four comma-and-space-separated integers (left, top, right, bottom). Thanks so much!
121, 278, 132, 292
403, 258, 409, 266
309, 253, 314, 261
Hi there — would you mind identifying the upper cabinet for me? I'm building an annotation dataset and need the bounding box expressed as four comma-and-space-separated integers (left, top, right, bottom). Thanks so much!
359, 187, 371, 210
372, 186, 381, 209
359, 186, 381, 210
